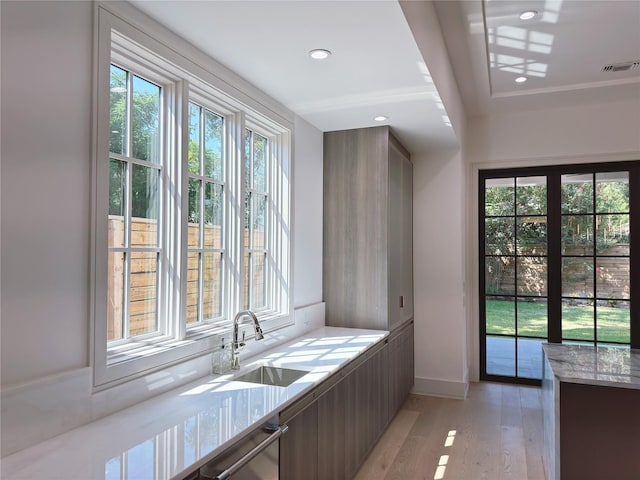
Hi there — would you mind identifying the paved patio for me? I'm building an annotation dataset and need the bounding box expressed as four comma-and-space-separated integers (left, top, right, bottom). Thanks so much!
486, 336, 546, 379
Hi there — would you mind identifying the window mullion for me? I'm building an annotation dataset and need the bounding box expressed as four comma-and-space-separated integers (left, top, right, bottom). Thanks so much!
547, 173, 562, 343
513, 182, 519, 359
630, 166, 640, 349
198, 108, 206, 324
227, 112, 245, 314
266, 141, 274, 310
124, 159, 133, 340
248, 129, 255, 310
125, 71, 132, 158
198, 180, 205, 323
174, 79, 189, 340
158, 83, 167, 338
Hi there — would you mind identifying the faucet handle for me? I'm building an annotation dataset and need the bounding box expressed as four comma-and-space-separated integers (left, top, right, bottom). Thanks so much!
234, 331, 245, 349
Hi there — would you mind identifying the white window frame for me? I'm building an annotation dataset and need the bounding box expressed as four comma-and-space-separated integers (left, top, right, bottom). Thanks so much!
183, 90, 233, 336
106, 54, 170, 346
92, 4, 292, 389
243, 117, 291, 320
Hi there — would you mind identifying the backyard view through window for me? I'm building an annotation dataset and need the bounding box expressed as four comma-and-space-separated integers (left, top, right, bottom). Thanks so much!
244, 129, 268, 311
560, 172, 630, 344
95, 14, 291, 388
484, 176, 548, 379
187, 103, 225, 326
106, 65, 280, 344
108, 64, 162, 341
480, 163, 638, 383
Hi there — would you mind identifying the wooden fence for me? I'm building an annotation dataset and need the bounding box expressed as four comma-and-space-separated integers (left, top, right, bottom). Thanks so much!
108, 216, 256, 341
486, 244, 631, 301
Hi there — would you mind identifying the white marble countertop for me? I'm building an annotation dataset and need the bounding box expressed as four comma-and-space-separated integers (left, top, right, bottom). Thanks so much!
542, 343, 640, 390
1, 327, 387, 480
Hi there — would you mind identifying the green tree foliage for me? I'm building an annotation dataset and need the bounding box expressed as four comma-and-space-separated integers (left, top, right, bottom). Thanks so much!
485, 177, 629, 257
188, 104, 223, 226
109, 66, 160, 219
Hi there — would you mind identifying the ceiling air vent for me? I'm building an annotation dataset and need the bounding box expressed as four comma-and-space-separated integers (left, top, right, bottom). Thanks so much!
602, 61, 640, 72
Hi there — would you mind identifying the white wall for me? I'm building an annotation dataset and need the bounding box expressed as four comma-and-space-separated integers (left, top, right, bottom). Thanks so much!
400, 0, 470, 398
468, 100, 640, 165
1, 0, 93, 387
293, 116, 323, 308
412, 148, 468, 398
412, 96, 640, 397
0, 0, 324, 456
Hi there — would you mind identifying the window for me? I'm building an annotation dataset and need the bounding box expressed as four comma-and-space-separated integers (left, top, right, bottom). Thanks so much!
244, 129, 268, 311
94, 7, 292, 388
482, 176, 548, 380
479, 162, 640, 385
187, 102, 225, 327
108, 64, 164, 343
560, 172, 631, 345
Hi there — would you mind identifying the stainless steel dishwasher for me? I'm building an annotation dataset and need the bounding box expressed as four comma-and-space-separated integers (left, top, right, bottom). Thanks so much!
196, 418, 287, 480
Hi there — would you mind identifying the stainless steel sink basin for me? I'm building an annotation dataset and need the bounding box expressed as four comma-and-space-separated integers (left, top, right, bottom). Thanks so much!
234, 366, 308, 387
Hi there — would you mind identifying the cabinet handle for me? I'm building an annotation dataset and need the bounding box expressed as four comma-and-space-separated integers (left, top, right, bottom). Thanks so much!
214, 424, 288, 480
400, 295, 404, 308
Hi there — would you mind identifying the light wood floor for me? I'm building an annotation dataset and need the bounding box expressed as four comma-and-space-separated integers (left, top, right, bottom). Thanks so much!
355, 382, 545, 480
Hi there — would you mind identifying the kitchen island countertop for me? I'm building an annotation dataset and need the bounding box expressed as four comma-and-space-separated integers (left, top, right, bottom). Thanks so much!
542, 342, 640, 389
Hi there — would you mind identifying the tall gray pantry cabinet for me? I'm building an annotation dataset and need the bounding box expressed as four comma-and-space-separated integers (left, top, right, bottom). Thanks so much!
323, 126, 414, 330
280, 126, 415, 480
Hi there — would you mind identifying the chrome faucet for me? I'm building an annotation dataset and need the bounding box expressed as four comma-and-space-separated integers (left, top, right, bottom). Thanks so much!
231, 310, 264, 370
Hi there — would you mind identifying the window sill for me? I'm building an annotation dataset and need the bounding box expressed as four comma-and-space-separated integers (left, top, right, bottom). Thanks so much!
99, 312, 293, 389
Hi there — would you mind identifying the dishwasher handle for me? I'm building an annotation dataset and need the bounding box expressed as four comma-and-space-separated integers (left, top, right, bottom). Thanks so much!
214, 424, 288, 480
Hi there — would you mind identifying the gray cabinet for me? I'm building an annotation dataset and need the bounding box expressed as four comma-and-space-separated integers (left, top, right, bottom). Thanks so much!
324, 126, 413, 331
317, 372, 347, 479
280, 340, 392, 480
388, 321, 415, 418
280, 398, 318, 480
317, 343, 389, 480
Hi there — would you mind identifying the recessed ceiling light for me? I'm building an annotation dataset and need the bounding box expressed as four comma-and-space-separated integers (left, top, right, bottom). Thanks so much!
374, 115, 388, 122
309, 49, 331, 60
519, 10, 538, 20
515, 76, 528, 83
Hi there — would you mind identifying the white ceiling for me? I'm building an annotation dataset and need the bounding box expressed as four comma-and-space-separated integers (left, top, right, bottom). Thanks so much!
130, 0, 640, 155
436, 0, 640, 116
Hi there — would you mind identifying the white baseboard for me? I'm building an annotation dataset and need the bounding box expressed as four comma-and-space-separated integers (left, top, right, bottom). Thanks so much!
412, 375, 469, 399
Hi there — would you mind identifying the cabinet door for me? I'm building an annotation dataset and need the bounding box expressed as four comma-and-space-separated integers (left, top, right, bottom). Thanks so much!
401, 322, 415, 400
388, 331, 402, 417
317, 375, 347, 480
388, 137, 413, 329
401, 154, 414, 321
318, 345, 389, 480
369, 343, 389, 443
388, 322, 414, 418
323, 127, 389, 330
388, 141, 403, 330
280, 403, 318, 480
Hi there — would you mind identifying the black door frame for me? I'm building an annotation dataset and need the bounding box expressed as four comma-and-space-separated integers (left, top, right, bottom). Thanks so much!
479, 160, 640, 385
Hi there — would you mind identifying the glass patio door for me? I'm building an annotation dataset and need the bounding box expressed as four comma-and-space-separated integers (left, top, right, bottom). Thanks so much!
560, 172, 631, 346
482, 176, 548, 381
480, 162, 639, 384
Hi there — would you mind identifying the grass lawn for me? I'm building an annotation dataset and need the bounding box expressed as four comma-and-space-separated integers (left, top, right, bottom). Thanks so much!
486, 299, 630, 343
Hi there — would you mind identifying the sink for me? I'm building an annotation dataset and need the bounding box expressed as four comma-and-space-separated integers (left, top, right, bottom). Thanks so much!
234, 366, 308, 387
